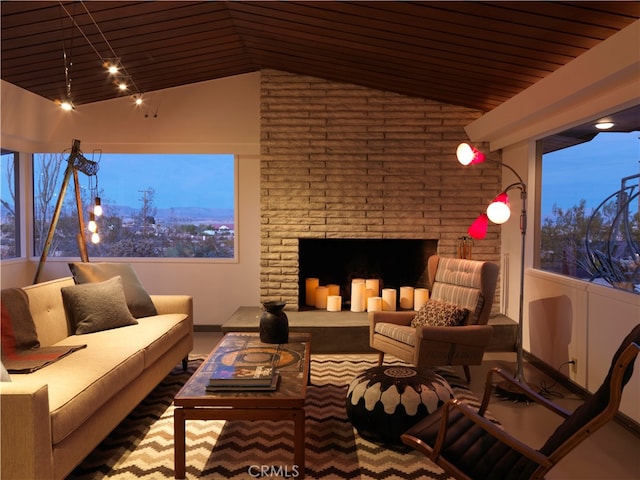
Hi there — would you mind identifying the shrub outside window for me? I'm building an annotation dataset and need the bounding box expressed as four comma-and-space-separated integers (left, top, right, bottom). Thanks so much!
33, 152, 236, 260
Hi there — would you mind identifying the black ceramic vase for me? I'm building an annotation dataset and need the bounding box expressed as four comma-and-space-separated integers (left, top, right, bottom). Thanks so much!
260, 301, 289, 344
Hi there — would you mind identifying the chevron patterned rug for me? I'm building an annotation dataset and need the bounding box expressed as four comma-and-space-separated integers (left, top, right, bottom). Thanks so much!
68, 355, 489, 479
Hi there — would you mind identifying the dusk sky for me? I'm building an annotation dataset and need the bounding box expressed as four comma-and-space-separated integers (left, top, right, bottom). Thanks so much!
541, 131, 640, 220
70, 153, 235, 211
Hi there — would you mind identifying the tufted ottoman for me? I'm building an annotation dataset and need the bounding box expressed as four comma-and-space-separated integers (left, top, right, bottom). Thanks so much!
346, 365, 454, 444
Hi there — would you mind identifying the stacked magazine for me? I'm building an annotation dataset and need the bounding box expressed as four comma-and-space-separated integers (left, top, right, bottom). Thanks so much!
206, 364, 279, 392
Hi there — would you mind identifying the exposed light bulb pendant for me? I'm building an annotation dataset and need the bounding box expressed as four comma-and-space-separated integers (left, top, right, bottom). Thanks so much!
88, 212, 97, 233
93, 197, 103, 216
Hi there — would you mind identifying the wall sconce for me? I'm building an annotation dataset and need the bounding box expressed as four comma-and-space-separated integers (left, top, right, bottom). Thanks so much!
456, 142, 534, 400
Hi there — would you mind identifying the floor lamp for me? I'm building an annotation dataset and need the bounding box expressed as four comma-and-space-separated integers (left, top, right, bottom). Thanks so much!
33, 139, 99, 284
456, 143, 535, 399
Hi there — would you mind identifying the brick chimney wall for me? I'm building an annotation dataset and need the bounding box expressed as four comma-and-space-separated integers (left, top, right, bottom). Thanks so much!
260, 69, 501, 307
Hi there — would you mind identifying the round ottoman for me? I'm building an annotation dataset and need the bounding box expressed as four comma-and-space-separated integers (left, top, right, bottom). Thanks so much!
346, 365, 454, 444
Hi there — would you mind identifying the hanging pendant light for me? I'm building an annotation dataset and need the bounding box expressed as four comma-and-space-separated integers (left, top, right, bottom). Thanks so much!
456, 142, 485, 166
93, 197, 103, 216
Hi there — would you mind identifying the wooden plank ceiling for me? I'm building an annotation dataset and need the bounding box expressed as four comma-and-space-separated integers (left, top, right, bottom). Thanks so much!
1, 1, 639, 112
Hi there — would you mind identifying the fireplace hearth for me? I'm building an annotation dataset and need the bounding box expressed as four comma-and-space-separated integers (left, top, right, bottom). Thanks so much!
298, 238, 438, 310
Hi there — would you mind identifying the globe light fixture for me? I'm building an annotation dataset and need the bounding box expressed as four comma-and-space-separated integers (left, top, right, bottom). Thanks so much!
456, 142, 485, 166
486, 192, 511, 224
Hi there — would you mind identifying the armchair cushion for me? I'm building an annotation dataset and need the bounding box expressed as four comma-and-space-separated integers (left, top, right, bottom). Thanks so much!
374, 323, 416, 346
411, 299, 469, 328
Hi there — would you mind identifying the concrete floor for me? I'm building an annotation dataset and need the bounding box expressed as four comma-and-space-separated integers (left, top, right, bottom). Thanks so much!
193, 332, 640, 480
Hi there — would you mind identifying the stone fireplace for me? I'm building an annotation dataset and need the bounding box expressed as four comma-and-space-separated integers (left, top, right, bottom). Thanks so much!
298, 238, 437, 310
259, 69, 501, 309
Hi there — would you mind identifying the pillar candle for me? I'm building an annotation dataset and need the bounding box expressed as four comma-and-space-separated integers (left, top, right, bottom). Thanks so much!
351, 279, 365, 312
315, 286, 328, 309
327, 284, 340, 296
382, 288, 396, 311
305, 278, 319, 307
399, 286, 414, 310
414, 288, 430, 310
327, 295, 342, 312
365, 278, 380, 297
367, 296, 382, 312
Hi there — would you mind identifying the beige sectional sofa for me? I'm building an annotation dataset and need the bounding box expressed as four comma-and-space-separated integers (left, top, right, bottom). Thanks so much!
0, 276, 193, 480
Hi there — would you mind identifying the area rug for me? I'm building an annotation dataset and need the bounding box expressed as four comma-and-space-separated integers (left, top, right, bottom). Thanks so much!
68, 355, 492, 479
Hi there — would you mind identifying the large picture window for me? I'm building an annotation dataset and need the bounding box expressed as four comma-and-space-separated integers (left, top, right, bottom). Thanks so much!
539, 121, 639, 293
1, 150, 20, 259
33, 152, 236, 260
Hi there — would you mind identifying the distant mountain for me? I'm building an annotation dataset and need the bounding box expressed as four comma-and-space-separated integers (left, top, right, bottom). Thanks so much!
105, 205, 234, 224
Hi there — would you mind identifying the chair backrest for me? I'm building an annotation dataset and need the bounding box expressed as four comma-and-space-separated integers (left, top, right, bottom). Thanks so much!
529, 323, 640, 477
427, 255, 499, 325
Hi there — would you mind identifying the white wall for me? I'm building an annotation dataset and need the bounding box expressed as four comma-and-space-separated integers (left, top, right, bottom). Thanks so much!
1, 73, 262, 326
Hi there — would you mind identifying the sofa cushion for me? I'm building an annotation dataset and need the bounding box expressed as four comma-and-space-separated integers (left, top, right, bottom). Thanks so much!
411, 299, 469, 328
1, 288, 40, 352
61, 276, 138, 334
69, 262, 157, 318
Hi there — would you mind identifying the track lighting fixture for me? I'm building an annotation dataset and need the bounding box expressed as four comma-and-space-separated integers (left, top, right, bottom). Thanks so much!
57, 3, 144, 109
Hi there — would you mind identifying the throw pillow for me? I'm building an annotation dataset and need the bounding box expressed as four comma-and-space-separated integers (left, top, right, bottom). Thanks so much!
411, 299, 469, 328
1, 288, 40, 354
61, 276, 138, 334
69, 262, 157, 318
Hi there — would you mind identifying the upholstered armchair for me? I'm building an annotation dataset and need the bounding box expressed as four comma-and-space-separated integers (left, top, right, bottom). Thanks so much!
369, 255, 499, 382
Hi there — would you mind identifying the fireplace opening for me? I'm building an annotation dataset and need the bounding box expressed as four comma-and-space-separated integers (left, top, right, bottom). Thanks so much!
298, 238, 438, 310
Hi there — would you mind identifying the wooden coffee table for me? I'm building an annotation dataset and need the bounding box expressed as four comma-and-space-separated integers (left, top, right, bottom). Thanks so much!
174, 332, 311, 479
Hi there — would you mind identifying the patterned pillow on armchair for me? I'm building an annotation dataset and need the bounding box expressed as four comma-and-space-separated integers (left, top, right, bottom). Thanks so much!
411, 299, 469, 327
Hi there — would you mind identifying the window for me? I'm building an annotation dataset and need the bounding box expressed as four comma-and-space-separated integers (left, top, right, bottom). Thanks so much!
539, 121, 639, 293
1, 151, 20, 259
33, 152, 236, 260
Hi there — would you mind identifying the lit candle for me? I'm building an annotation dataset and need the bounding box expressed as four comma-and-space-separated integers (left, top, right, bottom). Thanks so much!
327, 284, 340, 296
382, 288, 396, 311
327, 295, 342, 312
365, 278, 380, 297
367, 296, 382, 312
414, 288, 430, 310
305, 278, 319, 307
351, 279, 365, 312
400, 286, 414, 310
315, 286, 328, 309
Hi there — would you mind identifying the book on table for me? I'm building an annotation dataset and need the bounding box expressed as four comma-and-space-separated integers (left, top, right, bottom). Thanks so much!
208, 364, 276, 387
206, 373, 280, 392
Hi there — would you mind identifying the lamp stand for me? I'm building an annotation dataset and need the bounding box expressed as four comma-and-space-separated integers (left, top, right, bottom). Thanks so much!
494, 185, 539, 401
33, 140, 96, 284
